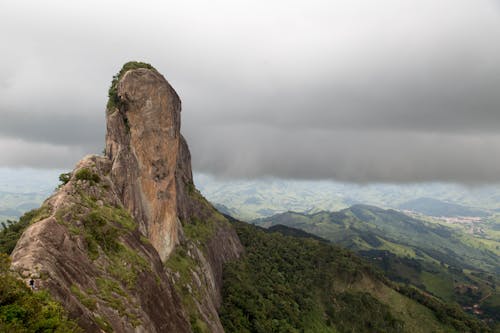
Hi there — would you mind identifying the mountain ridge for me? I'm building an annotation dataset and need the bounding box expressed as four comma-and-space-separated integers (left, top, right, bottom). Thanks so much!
253, 205, 500, 325
220, 217, 492, 332
398, 197, 490, 217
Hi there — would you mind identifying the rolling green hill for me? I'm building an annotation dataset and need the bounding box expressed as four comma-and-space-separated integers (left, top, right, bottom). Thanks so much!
220, 218, 491, 332
253, 205, 500, 326
399, 197, 490, 217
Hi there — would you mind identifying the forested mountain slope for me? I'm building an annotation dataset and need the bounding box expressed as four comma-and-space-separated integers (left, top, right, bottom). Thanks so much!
254, 205, 500, 327
220, 217, 491, 332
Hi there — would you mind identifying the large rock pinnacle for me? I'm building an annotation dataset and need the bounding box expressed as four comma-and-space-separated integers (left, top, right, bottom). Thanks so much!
10, 62, 243, 332
106, 66, 192, 261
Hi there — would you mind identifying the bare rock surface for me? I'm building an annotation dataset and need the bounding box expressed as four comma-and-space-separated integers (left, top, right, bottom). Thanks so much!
10, 63, 243, 332
106, 67, 186, 261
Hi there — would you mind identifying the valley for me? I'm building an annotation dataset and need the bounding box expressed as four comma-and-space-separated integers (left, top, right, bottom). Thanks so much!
196, 174, 500, 220
251, 205, 500, 326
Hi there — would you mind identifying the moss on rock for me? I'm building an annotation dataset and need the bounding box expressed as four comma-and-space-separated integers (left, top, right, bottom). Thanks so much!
107, 61, 156, 111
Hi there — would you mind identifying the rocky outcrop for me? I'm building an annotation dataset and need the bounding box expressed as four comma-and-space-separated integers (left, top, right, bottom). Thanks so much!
11, 156, 191, 332
105, 67, 187, 261
10, 62, 243, 332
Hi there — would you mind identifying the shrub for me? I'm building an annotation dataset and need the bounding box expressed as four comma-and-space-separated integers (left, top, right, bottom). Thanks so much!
82, 210, 120, 257
74, 168, 100, 184
107, 61, 156, 111
0, 209, 45, 254
58, 172, 71, 186
0, 254, 81, 332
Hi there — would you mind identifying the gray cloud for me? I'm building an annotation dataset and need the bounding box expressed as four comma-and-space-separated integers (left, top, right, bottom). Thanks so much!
0, 138, 87, 169
189, 126, 500, 183
1, 0, 500, 182
0, 111, 103, 147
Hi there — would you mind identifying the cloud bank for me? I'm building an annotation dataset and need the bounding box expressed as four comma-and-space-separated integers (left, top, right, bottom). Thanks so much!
1, 0, 500, 183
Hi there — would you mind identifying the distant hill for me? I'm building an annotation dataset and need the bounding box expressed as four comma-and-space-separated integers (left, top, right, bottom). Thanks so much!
0, 169, 61, 222
255, 204, 500, 324
266, 224, 329, 243
196, 174, 500, 220
214, 203, 241, 218
0, 191, 52, 222
399, 197, 489, 217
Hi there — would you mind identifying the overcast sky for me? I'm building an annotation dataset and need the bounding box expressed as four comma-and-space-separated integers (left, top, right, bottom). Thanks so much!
1, 0, 500, 183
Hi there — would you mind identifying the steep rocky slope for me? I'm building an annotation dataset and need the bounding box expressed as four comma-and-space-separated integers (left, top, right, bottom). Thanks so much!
9, 62, 243, 332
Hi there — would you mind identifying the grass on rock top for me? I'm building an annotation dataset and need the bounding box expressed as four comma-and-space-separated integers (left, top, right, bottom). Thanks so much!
107, 61, 157, 111
74, 168, 100, 184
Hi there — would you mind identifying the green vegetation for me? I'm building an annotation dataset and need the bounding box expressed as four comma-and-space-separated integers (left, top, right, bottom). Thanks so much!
329, 292, 404, 333
220, 220, 491, 332
0, 213, 35, 255
163, 184, 232, 333
1, 170, 149, 330
183, 182, 230, 243
398, 285, 490, 332
183, 213, 226, 245
107, 61, 156, 110
94, 315, 113, 333
0, 207, 51, 255
190, 315, 208, 333
255, 205, 500, 327
72, 277, 141, 328
95, 278, 127, 311
58, 190, 138, 262
0, 254, 81, 332
165, 245, 205, 330
75, 194, 151, 282
256, 205, 499, 272
267, 224, 329, 242
165, 246, 198, 288
482, 292, 500, 325
166, 209, 221, 332
83, 210, 121, 256
70, 285, 96, 311
63, 186, 148, 328
220, 220, 403, 333
74, 168, 100, 184
58, 172, 71, 187
107, 244, 150, 289
186, 181, 196, 195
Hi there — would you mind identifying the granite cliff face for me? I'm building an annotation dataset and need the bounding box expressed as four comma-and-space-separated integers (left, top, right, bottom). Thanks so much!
10, 62, 243, 332
105, 67, 188, 261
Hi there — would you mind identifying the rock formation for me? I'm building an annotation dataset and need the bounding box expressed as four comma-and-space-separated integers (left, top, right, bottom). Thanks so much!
10, 62, 243, 332
105, 67, 187, 261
